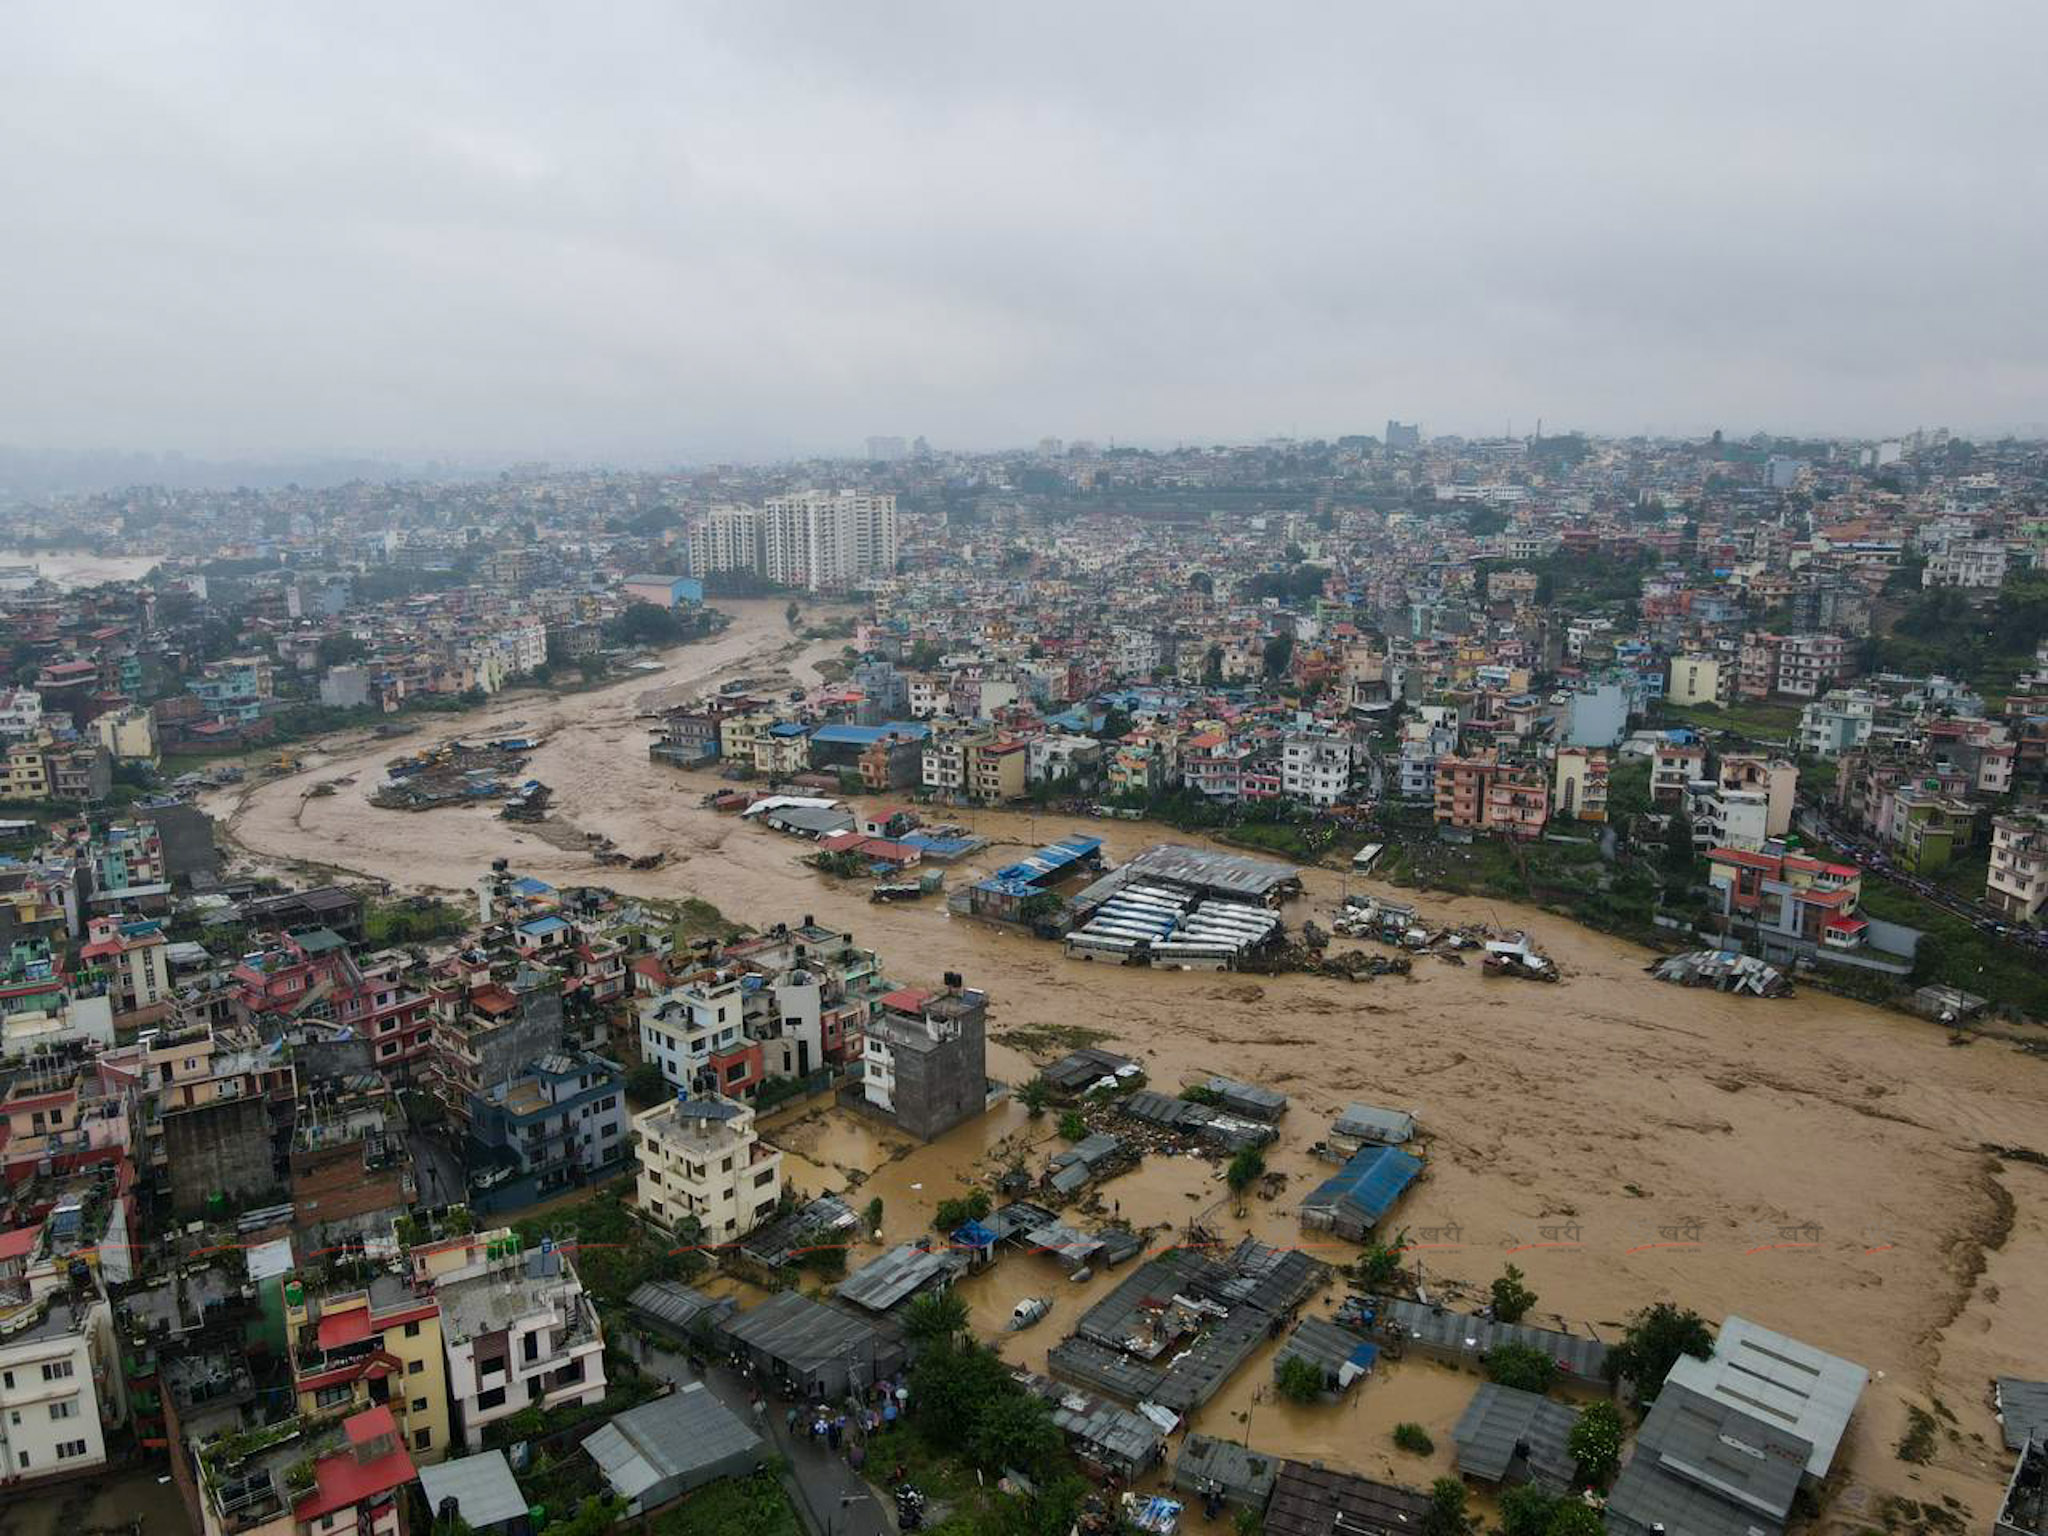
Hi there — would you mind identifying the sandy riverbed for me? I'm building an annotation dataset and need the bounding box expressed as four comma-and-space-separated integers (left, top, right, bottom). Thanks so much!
205, 597, 2045, 1527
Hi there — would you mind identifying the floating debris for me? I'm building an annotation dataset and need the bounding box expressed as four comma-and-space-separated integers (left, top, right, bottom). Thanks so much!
1649, 950, 1792, 997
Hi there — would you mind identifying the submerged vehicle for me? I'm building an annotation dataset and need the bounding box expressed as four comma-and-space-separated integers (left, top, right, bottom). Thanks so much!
1007, 1296, 1052, 1330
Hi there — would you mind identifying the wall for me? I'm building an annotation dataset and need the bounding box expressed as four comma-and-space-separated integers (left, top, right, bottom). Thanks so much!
162, 1094, 274, 1212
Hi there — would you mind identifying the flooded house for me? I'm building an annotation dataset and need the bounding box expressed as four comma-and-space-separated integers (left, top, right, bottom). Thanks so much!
1452, 1383, 1581, 1488
1298, 1144, 1424, 1241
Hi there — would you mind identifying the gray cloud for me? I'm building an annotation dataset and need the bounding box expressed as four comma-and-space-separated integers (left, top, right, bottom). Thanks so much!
1, 0, 2043, 462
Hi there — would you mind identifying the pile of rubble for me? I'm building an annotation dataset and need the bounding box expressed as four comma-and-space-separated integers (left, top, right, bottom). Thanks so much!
372, 737, 536, 811
1240, 944, 1412, 981
1649, 950, 1793, 997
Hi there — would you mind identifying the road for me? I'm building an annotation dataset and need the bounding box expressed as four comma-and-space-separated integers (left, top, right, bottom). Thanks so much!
640, 1343, 892, 1536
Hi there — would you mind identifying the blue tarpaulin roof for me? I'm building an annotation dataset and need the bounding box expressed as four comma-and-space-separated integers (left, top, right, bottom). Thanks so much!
991, 834, 1103, 885
811, 722, 930, 746
1305, 1145, 1423, 1226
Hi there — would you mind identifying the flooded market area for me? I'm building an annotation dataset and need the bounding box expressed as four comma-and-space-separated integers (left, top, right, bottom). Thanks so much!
205, 598, 2048, 1525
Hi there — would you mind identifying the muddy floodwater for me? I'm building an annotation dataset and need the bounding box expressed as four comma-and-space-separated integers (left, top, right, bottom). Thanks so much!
208, 598, 2048, 1525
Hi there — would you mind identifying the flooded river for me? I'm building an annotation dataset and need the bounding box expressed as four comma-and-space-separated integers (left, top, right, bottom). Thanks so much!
206, 597, 2047, 1521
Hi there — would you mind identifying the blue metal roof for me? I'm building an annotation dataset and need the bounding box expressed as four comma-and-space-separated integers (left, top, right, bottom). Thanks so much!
768, 722, 811, 737
810, 721, 930, 746
992, 834, 1103, 884
1306, 1145, 1423, 1226
518, 916, 569, 936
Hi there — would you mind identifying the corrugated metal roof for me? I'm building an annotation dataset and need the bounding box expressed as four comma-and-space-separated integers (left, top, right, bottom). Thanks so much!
1264, 1460, 1431, 1536
720, 1289, 894, 1372
629, 1280, 733, 1337
1663, 1314, 1866, 1479
416, 1450, 527, 1529
836, 1242, 967, 1313
1997, 1378, 2048, 1452
583, 1384, 762, 1501
1302, 1145, 1423, 1229
1331, 1103, 1416, 1145
1372, 1297, 1609, 1383
1605, 1382, 1809, 1536
1450, 1383, 1580, 1486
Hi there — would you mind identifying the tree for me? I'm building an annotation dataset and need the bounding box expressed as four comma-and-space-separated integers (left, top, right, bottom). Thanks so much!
1392, 1422, 1435, 1456
1486, 1341, 1559, 1394
1189, 571, 1214, 595
624, 1062, 668, 1107
1226, 1147, 1267, 1198
1665, 811, 1699, 873
1421, 1478, 1474, 1536
1605, 1302, 1713, 1402
317, 633, 368, 668
864, 1196, 884, 1235
606, 601, 690, 647
906, 1337, 1011, 1453
1355, 1229, 1408, 1292
1274, 1354, 1326, 1403
903, 1290, 970, 1349
1490, 1263, 1537, 1324
785, 601, 800, 626
1017, 1076, 1051, 1118
1568, 1400, 1624, 1488
970, 1390, 1065, 1477
1497, 1485, 1559, 1536
1543, 1502, 1607, 1536
1263, 631, 1295, 678
1058, 1111, 1087, 1141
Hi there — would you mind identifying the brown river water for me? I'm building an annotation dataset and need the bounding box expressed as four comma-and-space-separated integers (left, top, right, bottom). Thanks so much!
205, 598, 2048, 1527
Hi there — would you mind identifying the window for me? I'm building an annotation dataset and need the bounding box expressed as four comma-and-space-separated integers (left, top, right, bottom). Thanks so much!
412, 1398, 429, 1413
49, 1400, 77, 1420
404, 1320, 421, 1338
57, 1439, 88, 1460
407, 1358, 424, 1375
522, 1332, 538, 1364
414, 1428, 432, 1450
316, 1383, 352, 1409
755, 1168, 775, 1188
477, 1387, 507, 1411
601, 1121, 618, 1138
42, 1360, 74, 1382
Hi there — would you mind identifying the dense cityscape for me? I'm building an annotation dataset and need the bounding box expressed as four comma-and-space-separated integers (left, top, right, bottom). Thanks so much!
0, 424, 2042, 1536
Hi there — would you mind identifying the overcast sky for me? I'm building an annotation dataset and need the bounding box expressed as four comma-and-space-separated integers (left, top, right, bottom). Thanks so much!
2, 2, 2044, 464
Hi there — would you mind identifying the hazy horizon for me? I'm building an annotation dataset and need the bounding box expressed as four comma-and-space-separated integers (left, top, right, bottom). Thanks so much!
4, 2, 2044, 465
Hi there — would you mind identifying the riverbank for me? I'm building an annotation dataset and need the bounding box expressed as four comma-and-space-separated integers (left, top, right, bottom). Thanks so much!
202, 603, 2048, 1527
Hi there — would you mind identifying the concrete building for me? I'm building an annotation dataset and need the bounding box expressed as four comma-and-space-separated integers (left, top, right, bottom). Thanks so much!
1800, 689, 1878, 757
760, 491, 898, 593
1925, 540, 2008, 589
1989, 813, 2048, 922
436, 1241, 606, 1452
687, 505, 762, 579
92, 704, 160, 764
861, 975, 988, 1141
632, 1094, 783, 1242
0, 1285, 116, 1485
287, 1268, 453, 1462
1717, 754, 1797, 837
1551, 747, 1609, 823
1667, 653, 1726, 707
1280, 732, 1353, 807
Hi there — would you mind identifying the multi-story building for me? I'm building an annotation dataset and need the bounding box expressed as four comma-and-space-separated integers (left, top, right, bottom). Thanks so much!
1552, 747, 1609, 823
78, 914, 171, 1027
435, 1239, 605, 1452
0, 1282, 116, 1486
1707, 844, 1867, 958
1800, 690, 1878, 757
638, 972, 754, 1097
1716, 754, 1797, 838
191, 1403, 417, 1536
469, 1050, 628, 1202
1650, 741, 1708, 804
1686, 782, 1771, 852
92, 704, 160, 764
285, 1269, 452, 1462
861, 975, 988, 1141
0, 688, 43, 740
1987, 813, 2048, 922
687, 504, 762, 579
1923, 540, 2007, 589
1773, 633, 1850, 699
1666, 654, 1727, 708
632, 1093, 783, 1240
760, 491, 898, 593
1280, 732, 1354, 807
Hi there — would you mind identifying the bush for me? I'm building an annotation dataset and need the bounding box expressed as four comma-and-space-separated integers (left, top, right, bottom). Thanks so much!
1275, 1355, 1326, 1403
1392, 1422, 1434, 1456
1569, 1400, 1623, 1487
1491, 1263, 1537, 1324
1486, 1341, 1559, 1395
1604, 1302, 1713, 1403
1058, 1111, 1087, 1141
1498, 1485, 1558, 1536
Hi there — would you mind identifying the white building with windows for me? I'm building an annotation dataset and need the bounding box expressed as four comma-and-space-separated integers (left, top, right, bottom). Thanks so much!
687, 505, 762, 579
632, 1094, 782, 1242
637, 975, 747, 1093
760, 491, 898, 593
0, 1286, 115, 1485
0, 689, 45, 741
1281, 733, 1354, 807
436, 1243, 606, 1452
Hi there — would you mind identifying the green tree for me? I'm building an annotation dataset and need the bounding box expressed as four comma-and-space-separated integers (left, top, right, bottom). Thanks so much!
1486, 1341, 1559, 1394
1497, 1485, 1559, 1536
1058, 1110, 1087, 1141
1543, 1502, 1607, 1536
1490, 1263, 1537, 1324
1568, 1399, 1624, 1488
1017, 1076, 1051, 1118
1355, 1229, 1409, 1292
1421, 1478, 1474, 1536
1274, 1355, 1326, 1403
624, 1062, 668, 1107
864, 1196, 884, 1235
904, 1290, 972, 1349
317, 633, 368, 668
906, 1337, 1012, 1453
1392, 1422, 1435, 1456
1262, 631, 1295, 678
970, 1390, 1065, 1477
1605, 1302, 1713, 1402
1188, 571, 1214, 595
1226, 1147, 1267, 1198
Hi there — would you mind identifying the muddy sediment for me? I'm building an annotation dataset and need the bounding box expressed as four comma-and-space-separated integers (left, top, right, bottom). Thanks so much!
205, 597, 2048, 1515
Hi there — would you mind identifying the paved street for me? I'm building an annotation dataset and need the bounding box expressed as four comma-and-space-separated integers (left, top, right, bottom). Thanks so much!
640, 1342, 893, 1536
